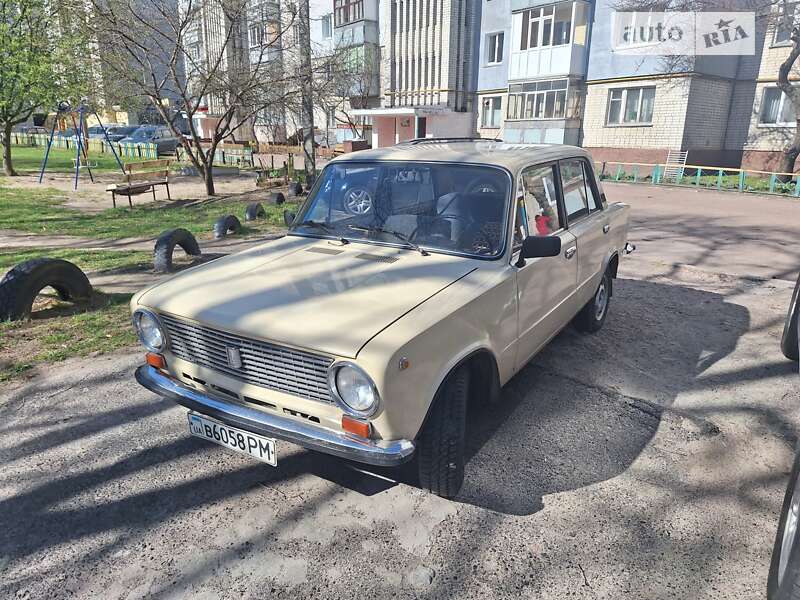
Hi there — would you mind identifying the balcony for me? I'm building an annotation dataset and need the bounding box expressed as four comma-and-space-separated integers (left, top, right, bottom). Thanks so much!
508, 0, 589, 81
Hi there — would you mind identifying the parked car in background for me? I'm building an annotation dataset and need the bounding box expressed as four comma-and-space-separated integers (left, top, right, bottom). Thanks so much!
19, 125, 48, 135
87, 125, 121, 139
102, 126, 140, 143
131, 141, 632, 499
119, 125, 180, 155
768, 272, 800, 600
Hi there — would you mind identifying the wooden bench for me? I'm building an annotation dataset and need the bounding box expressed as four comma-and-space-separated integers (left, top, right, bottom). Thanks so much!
106, 159, 172, 208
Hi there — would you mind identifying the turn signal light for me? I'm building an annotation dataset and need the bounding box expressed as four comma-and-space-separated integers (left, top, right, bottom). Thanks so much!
145, 352, 166, 370
342, 415, 371, 438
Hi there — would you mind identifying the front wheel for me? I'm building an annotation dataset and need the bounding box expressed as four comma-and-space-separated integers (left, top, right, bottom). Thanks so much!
574, 269, 612, 333
417, 367, 469, 499
768, 451, 800, 600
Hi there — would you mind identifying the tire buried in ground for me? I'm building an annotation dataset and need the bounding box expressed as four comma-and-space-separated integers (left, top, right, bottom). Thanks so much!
287, 181, 303, 197
0, 258, 92, 321
154, 228, 202, 273
213, 214, 242, 239
244, 202, 266, 221
270, 191, 286, 205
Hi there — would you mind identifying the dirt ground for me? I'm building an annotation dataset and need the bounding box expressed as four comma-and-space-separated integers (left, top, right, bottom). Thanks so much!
1, 182, 799, 599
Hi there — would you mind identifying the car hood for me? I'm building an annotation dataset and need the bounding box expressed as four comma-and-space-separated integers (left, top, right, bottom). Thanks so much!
137, 235, 476, 358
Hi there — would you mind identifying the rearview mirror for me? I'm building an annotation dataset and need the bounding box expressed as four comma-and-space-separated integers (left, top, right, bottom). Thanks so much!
516, 235, 561, 267
283, 210, 296, 227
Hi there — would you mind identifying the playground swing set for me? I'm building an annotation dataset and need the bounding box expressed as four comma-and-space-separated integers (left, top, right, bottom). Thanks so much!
37, 99, 125, 190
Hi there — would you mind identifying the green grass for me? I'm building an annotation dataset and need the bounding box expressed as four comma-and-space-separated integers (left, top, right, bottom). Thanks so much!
0, 248, 152, 273
0, 291, 136, 382
9, 145, 151, 174
0, 185, 298, 240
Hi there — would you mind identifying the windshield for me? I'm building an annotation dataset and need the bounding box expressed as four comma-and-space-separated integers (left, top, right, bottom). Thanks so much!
290, 162, 511, 258
127, 127, 154, 140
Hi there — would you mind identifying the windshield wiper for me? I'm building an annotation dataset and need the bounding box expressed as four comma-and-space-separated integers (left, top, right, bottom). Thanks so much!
348, 224, 429, 256
296, 220, 349, 245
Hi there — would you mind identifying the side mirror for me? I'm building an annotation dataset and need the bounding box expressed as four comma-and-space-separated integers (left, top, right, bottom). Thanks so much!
516, 235, 561, 267
283, 210, 296, 227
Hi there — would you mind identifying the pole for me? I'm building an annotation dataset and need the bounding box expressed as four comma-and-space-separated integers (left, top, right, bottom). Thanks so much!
298, 0, 315, 180
94, 110, 125, 173
38, 116, 59, 184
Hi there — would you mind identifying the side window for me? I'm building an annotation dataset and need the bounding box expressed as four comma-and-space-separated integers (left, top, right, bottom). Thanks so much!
583, 162, 602, 212
560, 159, 589, 222
519, 163, 562, 235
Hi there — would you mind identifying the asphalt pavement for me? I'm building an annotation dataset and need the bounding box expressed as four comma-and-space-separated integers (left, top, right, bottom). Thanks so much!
1, 182, 799, 599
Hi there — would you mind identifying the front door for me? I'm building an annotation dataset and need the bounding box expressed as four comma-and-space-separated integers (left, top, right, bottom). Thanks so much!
513, 162, 579, 370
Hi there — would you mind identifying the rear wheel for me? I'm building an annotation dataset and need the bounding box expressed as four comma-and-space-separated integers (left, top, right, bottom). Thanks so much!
781, 274, 800, 361
417, 367, 469, 499
769, 451, 800, 600
574, 269, 612, 333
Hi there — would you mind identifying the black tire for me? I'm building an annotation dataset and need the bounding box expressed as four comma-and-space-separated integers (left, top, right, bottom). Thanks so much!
270, 191, 286, 205
768, 451, 800, 600
417, 367, 469, 499
287, 181, 303, 198
244, 202, 266, 222
213, 215, 242, 239
0, 259, 92, 321
153, 228, 201, 273
574, 268, 612, 333
781, 274, 800, 361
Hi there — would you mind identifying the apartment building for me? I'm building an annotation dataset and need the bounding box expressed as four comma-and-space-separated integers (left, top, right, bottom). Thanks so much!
740, 12, 799, 171
580, 5, 759, 167
477, 0, 591, 144
352, 0, 482, 147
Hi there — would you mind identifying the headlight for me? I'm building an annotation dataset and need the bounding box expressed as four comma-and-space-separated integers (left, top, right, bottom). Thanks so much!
329, 362, 380, 417
132, 309, 165, 352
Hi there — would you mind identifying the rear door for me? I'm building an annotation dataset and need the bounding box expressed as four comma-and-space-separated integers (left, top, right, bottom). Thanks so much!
513, 162, 579, 369
558, 158, 609, 305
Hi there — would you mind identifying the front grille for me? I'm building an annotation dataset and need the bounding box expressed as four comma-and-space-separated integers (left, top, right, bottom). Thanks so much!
161, 314, 333, 403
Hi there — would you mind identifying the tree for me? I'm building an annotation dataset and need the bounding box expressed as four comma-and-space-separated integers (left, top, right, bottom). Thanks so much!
0, 0, 87, 175
88, 0, 302, 195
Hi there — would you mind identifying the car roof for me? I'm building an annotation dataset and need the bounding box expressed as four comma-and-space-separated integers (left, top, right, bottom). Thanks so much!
329, 140, 593, 174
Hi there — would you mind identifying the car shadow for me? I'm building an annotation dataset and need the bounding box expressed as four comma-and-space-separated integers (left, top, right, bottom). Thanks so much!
313, 276, 785, 515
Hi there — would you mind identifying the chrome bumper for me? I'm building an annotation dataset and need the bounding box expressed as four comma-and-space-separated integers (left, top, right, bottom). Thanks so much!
135, 365, 416, 467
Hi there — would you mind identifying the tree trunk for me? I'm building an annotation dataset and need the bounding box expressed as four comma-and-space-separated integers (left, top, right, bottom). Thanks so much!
298, 0, 316, 179
2, 123, 17, 176
201, 162, 215, 196
780, 144, 800, 176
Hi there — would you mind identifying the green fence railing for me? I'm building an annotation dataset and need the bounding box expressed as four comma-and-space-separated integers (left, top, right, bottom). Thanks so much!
176, 145, 254, 167
596, 161, 800, 197
11, 132, 158, 160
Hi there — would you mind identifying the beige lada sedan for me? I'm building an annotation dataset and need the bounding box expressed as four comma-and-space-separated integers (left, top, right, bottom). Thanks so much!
132, 140, 632, 498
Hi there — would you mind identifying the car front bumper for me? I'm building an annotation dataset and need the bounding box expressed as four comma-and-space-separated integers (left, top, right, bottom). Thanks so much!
135, 365, 416, 467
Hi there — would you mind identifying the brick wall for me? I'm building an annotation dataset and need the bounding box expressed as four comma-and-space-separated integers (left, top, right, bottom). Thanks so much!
683, 77, 733, 150
582, 77, 689, 151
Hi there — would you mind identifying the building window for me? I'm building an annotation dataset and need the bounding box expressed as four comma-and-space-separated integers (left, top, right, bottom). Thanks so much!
606, 87, 655, 125
248, 24, 264, 48
760, 87, 797, 125
507, 79, 568, 120
334, 0, 363, 27
481, 96, 502, 127
519, 4, 571, 50
774, 4, 798, 44
486, 32, 504, 64
322, 14, 333, 38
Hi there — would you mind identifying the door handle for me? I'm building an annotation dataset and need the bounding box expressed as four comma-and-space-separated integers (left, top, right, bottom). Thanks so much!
603, 224, 610, 234
565, 246, 577, 259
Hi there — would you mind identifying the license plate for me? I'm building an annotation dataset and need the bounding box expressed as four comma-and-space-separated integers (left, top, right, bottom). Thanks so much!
187, 412, 277, 466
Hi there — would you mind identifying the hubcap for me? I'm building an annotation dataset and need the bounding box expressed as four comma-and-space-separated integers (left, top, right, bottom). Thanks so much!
344, 189, 372, 214
595, 281, 608, 321
779, 474, 800, 586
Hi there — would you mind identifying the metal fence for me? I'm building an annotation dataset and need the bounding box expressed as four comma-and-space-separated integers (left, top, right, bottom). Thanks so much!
597, 161, 800, 197
175, 145, 254, 167
11, 132, 158, 160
